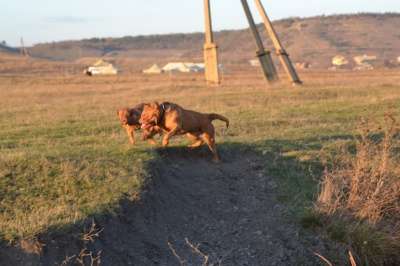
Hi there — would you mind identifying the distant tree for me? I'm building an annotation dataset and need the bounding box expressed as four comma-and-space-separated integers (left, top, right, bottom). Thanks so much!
1, 40, 6, 46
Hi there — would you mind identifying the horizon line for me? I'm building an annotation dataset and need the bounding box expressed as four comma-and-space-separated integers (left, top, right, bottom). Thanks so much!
8, 11, 400, 48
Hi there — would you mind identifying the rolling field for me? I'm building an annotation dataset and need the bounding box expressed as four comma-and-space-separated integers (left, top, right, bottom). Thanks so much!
0, 69, 399, 264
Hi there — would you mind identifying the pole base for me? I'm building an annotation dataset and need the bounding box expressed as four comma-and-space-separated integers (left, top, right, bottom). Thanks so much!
256, 50, 279, 82
204, 43, 221, 85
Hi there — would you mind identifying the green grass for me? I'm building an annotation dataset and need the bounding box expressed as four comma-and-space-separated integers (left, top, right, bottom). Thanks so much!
0, 72, 399, 245
0, 113, 154, 241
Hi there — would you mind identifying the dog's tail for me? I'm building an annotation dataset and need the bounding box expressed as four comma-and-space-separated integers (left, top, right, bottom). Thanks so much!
208, 113, 229, 128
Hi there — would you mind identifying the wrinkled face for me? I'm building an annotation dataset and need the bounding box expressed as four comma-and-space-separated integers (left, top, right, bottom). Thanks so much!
117, 108, 141, 126
139, 103, 160, 129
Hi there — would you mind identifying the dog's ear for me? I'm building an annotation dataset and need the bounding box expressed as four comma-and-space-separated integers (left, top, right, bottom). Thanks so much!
151, 102, 159, 109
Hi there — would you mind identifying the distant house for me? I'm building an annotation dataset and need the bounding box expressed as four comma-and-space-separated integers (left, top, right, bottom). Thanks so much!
162, 62, 205, 73
353, 54, 377, 66
249, 59, 260, 67
143, 64, 163, 74
84, 60, 118, 76
295, 62, 311, 70
332, 55, 349, 67
353, 54, 377, 71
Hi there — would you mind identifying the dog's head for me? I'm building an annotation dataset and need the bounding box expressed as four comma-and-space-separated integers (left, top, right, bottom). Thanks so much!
117, 108, 140, 126
140, 102, 161, 129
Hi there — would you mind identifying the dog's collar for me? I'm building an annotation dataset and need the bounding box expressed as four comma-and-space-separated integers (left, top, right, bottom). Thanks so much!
160, 102, 168, 112
157, 102, 169, 125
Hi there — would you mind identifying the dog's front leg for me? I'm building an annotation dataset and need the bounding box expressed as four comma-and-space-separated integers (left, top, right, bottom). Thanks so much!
125, 125, 135, 145
162, 126, 179, 147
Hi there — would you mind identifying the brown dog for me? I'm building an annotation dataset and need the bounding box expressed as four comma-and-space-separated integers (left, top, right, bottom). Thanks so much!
117, 103, 160, 145
140, 102, 229, 162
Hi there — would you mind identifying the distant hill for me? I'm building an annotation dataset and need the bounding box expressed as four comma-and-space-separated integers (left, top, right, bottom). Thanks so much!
27, 13, 400, 69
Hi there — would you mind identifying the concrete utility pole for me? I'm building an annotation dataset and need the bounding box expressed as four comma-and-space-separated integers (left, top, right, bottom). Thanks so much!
20, 37, 29, 57
241, 0, 278, 82
203, 0, 220, 85
253, 0, 302, 85
201, 0, 301, 86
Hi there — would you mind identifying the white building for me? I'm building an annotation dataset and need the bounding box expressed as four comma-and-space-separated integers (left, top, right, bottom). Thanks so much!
143, 64, 163, 74
249, 59, 260, 67
85, 60, 118, 76
353, 54, 377, 66
162, 62, 205, 73
332, 55, 349, 67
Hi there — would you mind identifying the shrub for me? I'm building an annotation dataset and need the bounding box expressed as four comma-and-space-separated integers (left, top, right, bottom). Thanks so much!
316, 114, 400, 265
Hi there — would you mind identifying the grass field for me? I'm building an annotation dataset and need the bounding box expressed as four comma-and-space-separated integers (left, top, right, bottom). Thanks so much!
0, 69, 399, 263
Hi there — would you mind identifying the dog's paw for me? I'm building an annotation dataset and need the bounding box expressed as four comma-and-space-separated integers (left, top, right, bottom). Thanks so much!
148, 139, 158, 146
162, 140, 169, 147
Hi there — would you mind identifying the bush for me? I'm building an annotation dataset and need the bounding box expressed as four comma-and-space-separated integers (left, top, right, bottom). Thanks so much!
316, 114, 400, 265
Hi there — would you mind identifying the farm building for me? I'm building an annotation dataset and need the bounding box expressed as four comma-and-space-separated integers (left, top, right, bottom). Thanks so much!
84, 60, 118, 76
353, 54, 377, 65
331, 55, 349, 67
353, 54, 377, 71
162, 62, 205, 73
249, 59, 260, 67
295, 62, 311, 70
143, 64, 163, 74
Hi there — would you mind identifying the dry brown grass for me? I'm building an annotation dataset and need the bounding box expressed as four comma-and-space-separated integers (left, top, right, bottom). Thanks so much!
317, 114, 400, 265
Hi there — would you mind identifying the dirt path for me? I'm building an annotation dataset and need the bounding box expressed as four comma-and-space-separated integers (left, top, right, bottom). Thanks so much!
92, 146, 341, 265
2, 146, 343, 265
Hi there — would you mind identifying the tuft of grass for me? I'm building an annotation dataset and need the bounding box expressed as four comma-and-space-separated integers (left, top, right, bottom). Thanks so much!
326, 220, 348, 243
349, 223, 398, 266
300, 209, 323, 229
316, 115, 400, 265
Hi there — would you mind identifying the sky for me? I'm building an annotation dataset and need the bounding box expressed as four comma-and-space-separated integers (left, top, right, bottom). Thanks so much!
1, 0, 400, 46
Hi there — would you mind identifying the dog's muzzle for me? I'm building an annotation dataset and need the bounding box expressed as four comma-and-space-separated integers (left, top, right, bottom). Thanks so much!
141, 123, 153, 130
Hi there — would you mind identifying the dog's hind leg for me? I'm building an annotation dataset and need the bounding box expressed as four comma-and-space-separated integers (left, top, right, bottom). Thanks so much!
186, 133, 204, 148
201, 126, 220, 162
202, 134, 220, 163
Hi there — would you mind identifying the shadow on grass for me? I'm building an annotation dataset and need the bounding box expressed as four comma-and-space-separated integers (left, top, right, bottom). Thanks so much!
0, 135, 354, 265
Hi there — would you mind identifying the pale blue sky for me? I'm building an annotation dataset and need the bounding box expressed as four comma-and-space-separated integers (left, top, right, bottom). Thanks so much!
1, 0, 399, 46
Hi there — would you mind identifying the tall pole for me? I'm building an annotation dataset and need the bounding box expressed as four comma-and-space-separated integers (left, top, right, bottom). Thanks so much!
253, 0, 302, 85
204, 0, 213, 44
240, 0, 278, 83
203, 0, 220, 85
20, 37, 29, 57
